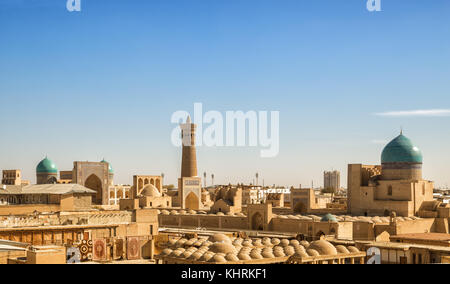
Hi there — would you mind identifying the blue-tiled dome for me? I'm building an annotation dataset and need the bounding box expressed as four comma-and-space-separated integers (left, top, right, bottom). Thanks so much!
381, 134, 423, 164
36, 157, 58, 174
101, 159, 114, 173
321, 213, 337, 222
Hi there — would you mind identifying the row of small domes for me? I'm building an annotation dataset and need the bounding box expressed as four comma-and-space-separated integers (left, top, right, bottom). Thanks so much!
36, 157, 113, 173
160, 234, 360, 263
158, 209, 423, 224
159, 210, 338, 222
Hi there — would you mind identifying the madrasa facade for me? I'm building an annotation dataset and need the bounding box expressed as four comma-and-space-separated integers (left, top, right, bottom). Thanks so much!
35, 158, 115, 205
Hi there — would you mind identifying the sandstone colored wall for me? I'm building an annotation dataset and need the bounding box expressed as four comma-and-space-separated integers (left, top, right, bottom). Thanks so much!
352, 222, 376, 241
394, 218, 436, 235
0, 250, 26, 264
60, 194, 92, 211
221, 217, 248, 230
271, 218, 310, 233
433, 218, 449, 233
159, 214, 247, 230
0, 204, 61, 215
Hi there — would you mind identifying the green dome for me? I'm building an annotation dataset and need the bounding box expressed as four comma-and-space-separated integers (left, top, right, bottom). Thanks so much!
381, 134, 423, 164
321, 213, 337, 222
101, 159, 114, 173
36, 157, 58, 174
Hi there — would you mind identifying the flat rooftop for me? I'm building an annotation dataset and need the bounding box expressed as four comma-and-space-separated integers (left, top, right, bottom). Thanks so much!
391, 233, 450, 242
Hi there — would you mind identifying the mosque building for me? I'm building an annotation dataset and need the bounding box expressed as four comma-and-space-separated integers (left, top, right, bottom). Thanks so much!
347, 132, 434, 217
34, 157, 116, 205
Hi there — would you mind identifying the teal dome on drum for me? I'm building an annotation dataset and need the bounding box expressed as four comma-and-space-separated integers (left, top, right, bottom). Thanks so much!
381, 134, 423, 164
36, 157, 58, 173
321, 213, 337, 222
101, 159, 114, 173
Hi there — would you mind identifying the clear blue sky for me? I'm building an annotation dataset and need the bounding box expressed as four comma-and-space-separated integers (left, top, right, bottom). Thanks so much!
1, 0, 449, 188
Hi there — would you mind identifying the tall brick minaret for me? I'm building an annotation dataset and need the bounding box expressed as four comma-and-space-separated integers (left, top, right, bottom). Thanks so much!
180, 116, 198, 177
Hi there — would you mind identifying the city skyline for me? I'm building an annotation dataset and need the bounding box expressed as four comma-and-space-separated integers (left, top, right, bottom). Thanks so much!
1, 0, 450, 187
2, 128, 446, 190
1, 0, 450, 267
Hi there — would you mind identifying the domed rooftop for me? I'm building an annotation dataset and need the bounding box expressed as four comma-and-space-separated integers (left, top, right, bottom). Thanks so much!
100, 159, 114, 173
141, 184, 161, 197
36, 157, 58, 174
321, 213, 337, 222
307, 240, 338, 256
381, 134, 423, 164
209, 242, 236, 254
208, 234, 232, 244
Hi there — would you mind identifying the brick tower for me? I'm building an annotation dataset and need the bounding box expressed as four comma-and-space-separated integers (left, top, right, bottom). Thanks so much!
178, 116, 202, 210
180, 116, 198, 178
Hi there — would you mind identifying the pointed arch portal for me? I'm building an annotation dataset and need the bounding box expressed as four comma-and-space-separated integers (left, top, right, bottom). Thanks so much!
185, 192, 199, 210
252, 212, 264, 231
85, 174, 103, 205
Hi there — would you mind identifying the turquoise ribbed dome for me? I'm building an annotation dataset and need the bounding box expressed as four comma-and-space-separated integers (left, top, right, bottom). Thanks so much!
381, 134, 423, 164
321, 213, 337, 222
101, 159, 114, 173
36, 157, 58, 174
